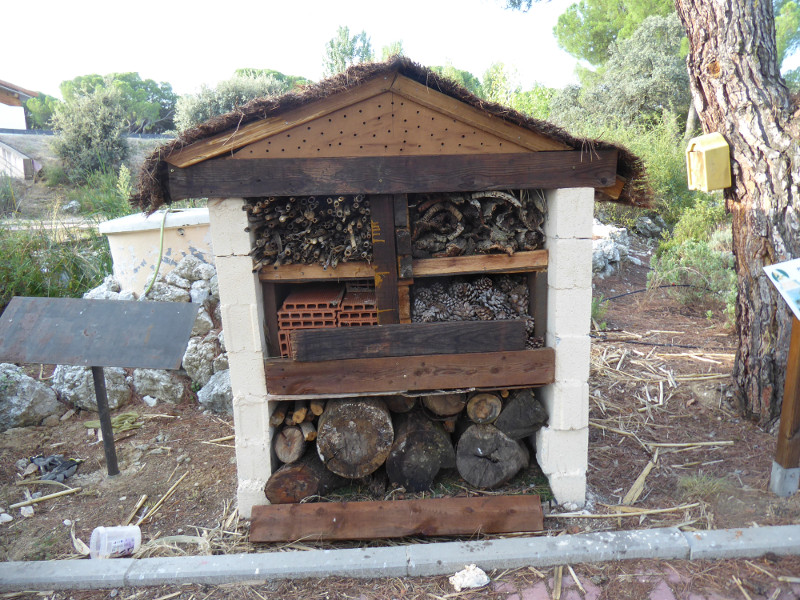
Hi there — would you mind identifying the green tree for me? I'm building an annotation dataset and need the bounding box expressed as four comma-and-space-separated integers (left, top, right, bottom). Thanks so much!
532, 0, 674, 66
322, 26, 374, 77
775, 0, 800, 64
24, 93, 60, 129
381, 41, 405, 60
233, 68, 312, 89
60, 73, 177, 133
175, 72, 295, 131
51, 86, 129, 181
429, 64, 484, 96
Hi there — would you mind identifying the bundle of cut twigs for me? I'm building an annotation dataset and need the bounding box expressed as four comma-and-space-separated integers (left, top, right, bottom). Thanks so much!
410, 190, 546, 258
245, 195, 372, 270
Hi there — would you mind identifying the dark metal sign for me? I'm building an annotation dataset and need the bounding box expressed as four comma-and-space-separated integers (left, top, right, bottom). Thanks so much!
0, 296, 199, 477
0, 297, 198, 369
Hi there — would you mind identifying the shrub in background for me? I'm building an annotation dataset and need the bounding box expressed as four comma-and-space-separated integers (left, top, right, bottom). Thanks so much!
66, 165, 136, 219
51, 87, 129, 183
0, 221, 112, 315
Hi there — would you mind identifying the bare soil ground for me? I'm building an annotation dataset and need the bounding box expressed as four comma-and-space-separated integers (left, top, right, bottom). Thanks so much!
2, 239, 800, 599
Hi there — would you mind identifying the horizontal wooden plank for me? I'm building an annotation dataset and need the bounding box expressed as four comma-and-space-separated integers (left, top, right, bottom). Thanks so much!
413, 250, 548, 277
265, 348, 554, 395
250, 495, 542, 542
167, 151, 618, 200
291, 320, 527, 362
258, 250, 549, 282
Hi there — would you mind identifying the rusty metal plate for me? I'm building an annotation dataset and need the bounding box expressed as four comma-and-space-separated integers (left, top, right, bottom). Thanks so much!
0, 297, 199, 369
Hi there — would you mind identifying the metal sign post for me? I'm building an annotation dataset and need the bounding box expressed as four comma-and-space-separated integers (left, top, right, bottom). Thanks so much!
770, 316, 800, 496
0, 297, 199, 477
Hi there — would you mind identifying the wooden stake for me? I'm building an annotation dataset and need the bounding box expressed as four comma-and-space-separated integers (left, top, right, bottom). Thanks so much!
10, 487, 82, 508
136, 471, 189, 526
123, 494, 148, 526
775, 316, 800, 469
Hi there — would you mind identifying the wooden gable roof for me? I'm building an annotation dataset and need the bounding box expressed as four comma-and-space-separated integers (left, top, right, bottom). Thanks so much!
133, 58, 648, 212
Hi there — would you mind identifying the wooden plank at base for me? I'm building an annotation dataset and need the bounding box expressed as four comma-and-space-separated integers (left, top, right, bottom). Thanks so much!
250, 495, 542, 542
265, 348, 554, 395
291, 320, 526, 362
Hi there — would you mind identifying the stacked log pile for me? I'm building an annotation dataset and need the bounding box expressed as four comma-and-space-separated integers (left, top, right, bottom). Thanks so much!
410, 190, 546, 258
412, 274, 541, 348
264, 389, 548, 504
245, 195, 372, 269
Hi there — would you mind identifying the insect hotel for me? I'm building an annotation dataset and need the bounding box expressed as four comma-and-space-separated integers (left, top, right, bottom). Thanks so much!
134, 58, 646, 534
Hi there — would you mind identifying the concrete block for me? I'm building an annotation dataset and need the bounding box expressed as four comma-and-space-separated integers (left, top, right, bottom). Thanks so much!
546, 238, 593, 290
544, 471, 588, 507
215, 255, 261, 307
236, 478, 270, 520
0, 558, 131, 591
535, 427, 589, 475
234, 439, 271, 482
544, 188, 594, 240
684, 525, 800, 560
232, 394, 269, 446
546, 333, 591, 383
220, 303, 267, 354
227, 350, 268, 399
769, 460, 800, 497
546, 288, 592, 338
207, 198, 252, 257
407, 528, 689, 576
538, 382, 589, 430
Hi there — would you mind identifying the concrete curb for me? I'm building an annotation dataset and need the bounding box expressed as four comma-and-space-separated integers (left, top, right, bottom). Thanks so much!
1, 525, 799, 592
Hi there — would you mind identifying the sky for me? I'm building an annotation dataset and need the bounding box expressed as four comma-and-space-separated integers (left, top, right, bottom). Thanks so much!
3, 0, 581, 101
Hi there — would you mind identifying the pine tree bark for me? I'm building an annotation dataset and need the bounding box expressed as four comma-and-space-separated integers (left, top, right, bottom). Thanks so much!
675, 0, 800, 425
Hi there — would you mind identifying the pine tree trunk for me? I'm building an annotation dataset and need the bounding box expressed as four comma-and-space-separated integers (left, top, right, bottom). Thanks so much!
675, 0, 800, 425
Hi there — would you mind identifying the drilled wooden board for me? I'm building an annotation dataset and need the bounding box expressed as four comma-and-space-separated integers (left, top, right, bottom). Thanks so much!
250, 495, 542, 541
264, 348, 555, 395
233, 92, 529, 159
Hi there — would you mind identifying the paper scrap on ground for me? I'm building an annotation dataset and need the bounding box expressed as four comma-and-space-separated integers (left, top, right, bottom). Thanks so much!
449, 564, 490, 591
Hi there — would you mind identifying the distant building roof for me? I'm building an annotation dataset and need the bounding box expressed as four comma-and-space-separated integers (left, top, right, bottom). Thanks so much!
0, 80, 39, 107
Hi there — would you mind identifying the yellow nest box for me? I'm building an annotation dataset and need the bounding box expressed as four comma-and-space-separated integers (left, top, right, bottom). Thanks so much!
686, 132, 732, 192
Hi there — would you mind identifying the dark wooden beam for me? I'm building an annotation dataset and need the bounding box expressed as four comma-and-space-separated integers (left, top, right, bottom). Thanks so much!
167, 151, 618, 200
265, 348, 554, 395
250, 495, 542, 542
290, 320, 527, 362
369, 195, 400, 324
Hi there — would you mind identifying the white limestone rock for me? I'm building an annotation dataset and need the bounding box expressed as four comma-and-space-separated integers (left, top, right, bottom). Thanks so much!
212, 353, 229, 373
164, 271, 192, 290
172, 256, 204, 282
52, 366, 131, 411
197, 370, 232, 415
182, 335, 217, 387
191, 307, 214, 337
190, 280, 211, 305
0, 364, 60, 431
133, 369, 184, 404
144, 282, 191, 303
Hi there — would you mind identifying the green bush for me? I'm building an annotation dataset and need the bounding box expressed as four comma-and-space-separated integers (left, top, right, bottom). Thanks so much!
656, 195, 727, 256
0, 220, 112, 314
649, 238, 736, 323
66, 166, 137, 219
51, 87, 129, 183
1, 175, 19, 215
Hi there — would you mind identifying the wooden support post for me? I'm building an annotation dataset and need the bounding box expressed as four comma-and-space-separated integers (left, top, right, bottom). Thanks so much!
370, 194, 400, 324
91, 366, 120, 477
528, 270, 548, 339
776, 316, 800, 469
261, 282, 282, 357
770, 316, 800, 497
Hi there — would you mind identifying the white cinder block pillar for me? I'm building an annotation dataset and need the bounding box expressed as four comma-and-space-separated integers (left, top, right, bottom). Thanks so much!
208, 198, 271, 519
535, 187, 594, 508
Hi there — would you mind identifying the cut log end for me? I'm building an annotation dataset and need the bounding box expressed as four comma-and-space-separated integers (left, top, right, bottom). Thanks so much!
466, 392, 503, 424
456, 424, 529, 489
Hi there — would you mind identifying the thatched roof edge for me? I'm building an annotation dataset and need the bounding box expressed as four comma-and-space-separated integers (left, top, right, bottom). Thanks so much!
131, 57, 649, 212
